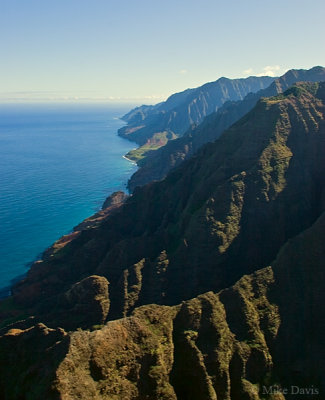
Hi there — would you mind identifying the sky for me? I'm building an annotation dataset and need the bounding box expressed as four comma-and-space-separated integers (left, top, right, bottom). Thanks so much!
1, 0, 324, 103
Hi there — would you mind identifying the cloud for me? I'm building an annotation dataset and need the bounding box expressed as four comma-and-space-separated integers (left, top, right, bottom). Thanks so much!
243, 65, 283, 78
179, 69, 188, 74
0, 91, 167, 103
243, 68, 253, 75
257, 65, 282, 77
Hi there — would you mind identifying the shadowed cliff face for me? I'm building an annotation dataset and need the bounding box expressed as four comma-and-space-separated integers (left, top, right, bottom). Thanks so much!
4, 82, 324, 331
118, 75, 274, 146
128, 66, 325, 191
0, 213, 324, 399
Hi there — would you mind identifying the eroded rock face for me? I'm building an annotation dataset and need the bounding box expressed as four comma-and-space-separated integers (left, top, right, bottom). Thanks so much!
55, 306, 178, 400
1, 214, 323, 399
5, 82, 325, 332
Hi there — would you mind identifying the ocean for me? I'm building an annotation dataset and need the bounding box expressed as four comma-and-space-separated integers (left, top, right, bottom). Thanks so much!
0, 102, 138, 295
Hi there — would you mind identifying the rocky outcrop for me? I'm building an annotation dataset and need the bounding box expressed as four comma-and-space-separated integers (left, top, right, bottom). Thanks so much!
101, 190, 128, 209
74, 190, 129, 231
58, 275, 110, 330
0, 323, 69, 400
128, 66, 325, 191
1, 212, 323, 399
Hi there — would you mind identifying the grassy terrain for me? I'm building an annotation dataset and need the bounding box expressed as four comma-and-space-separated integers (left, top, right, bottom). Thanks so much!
125, 131, 177, 164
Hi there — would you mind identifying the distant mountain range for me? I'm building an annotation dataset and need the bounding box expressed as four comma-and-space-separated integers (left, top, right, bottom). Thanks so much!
118, 75, 274, 163
128, 66, 325, 191
119, 75, 274, 144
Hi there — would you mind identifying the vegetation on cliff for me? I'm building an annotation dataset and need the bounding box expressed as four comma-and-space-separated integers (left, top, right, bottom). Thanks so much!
1, 81, 323, 321
1, 212, 324, 399
128, 66, 325, 191
0, 81, 324, 399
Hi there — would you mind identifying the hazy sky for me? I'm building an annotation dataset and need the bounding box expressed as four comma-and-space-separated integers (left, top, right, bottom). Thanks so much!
1, 0, 324, 103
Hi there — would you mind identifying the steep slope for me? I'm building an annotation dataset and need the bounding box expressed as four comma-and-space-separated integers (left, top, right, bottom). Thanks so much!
128, 66, 325, 191
121, 88, 195, 126
118, 75, 274, 149
1, 212, 324, 399
1, 82, 323, 333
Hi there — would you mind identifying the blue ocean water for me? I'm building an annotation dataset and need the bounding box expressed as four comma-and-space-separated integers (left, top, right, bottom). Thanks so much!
0, 103, 137, 294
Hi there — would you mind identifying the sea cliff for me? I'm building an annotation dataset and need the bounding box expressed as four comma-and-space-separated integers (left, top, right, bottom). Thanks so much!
127, 66, 325, 191
0, 81, 324, 399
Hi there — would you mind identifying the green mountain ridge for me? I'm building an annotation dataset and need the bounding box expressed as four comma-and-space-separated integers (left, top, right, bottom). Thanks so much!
1, 211, 324, 399
128, 66, 325, 191
0, 81, 324, 399
1, 81, 323, 317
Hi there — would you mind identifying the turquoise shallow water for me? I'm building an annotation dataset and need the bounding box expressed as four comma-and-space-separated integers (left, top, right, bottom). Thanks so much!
0, 103, 137, 294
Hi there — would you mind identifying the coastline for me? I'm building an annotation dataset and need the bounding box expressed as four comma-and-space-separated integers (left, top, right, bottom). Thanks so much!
0, 104, 139, 298
122, 154, 138, 165
1, 158, 136, 300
